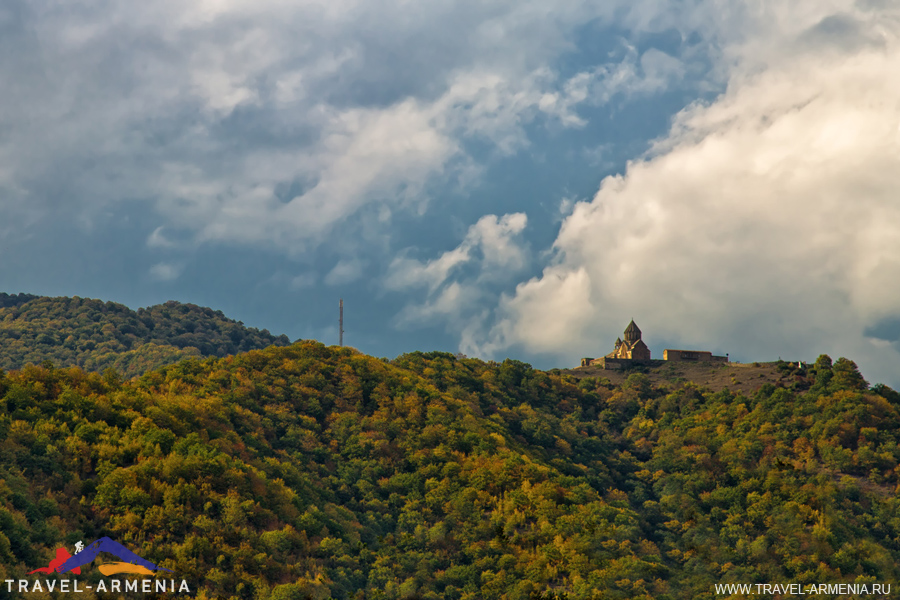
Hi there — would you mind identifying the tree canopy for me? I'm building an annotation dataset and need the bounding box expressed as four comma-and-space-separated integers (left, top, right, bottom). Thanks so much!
0, 294, 290, 378
1, 342, 898, 599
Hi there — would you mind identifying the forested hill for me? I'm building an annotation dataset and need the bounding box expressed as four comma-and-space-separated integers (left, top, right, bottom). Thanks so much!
0, 293, 290, 378
1, 344, 899, 599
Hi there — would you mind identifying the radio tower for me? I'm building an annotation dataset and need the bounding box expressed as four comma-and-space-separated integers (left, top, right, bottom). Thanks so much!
339, 298, 344, 347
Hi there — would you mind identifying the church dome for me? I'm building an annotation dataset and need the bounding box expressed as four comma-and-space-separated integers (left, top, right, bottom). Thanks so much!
623, 320, 641, 343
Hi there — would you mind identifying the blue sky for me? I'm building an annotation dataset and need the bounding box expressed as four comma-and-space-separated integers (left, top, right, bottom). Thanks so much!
3, 0, 900, 385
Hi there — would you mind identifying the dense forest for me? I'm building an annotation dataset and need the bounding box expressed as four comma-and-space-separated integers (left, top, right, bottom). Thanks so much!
1, 339, 898, 599
0, 294, 290, 378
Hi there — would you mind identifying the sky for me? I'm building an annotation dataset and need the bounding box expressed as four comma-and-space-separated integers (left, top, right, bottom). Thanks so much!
3, 0, 900, 385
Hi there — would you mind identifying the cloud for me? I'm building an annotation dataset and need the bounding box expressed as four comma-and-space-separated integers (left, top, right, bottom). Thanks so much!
470, 3, 900, 384
469, 266, 594, 358
149, 262, 183, 282
324, 259, 365, 286
289, 272, 317, 290
387, 212, 528, 327
401, 282, 485, 327
387, 212, 528, 290
535, 45, 687, 124
147, 227, 178, 249
0, 0, 707, 258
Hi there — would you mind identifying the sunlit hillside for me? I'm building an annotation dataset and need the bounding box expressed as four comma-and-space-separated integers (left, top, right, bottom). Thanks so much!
1, 340, 898, 599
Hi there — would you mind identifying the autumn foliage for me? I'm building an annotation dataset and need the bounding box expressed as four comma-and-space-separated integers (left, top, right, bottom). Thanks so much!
0, 342, 898, 599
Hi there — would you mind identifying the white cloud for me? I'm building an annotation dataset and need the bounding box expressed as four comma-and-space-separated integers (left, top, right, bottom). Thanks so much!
558, 196, 577, 219
324, 259, 365, 286
469, 266, 594, 357
0, 0, 702, 255
470, 3, 900, 385
149, 262, 183, 282
147, 227, 178, 249
401, 281, 484, 326
387, 213, 528, 328
386, 246, 471, 295
469, 212, 530, 272
387, 213, 528, 292
289, 272, 317, 289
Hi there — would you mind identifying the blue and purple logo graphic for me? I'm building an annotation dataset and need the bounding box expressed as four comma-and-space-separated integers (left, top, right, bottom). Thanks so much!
28, 537, 172, 576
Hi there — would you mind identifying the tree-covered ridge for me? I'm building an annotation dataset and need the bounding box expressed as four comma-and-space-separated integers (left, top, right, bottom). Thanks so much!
0, 293, 38, 309
0, 345, 898, 600
0, 294, 290, 378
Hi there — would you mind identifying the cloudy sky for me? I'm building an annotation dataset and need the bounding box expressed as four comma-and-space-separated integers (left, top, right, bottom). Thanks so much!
3, 0, 900, 385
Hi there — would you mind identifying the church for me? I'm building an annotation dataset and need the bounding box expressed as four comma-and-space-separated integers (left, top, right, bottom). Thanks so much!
581, 320, 657, 369
607, 319, 651, 361
580, 320, 727, 369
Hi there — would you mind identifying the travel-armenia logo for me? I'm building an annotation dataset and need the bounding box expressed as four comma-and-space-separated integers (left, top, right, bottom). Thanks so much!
8, 537, 190, 594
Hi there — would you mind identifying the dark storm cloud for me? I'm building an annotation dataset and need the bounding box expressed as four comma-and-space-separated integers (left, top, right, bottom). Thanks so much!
865, 317, 900, 344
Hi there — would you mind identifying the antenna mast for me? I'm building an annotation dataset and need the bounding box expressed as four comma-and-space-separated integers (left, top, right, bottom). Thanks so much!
339, 298, 344, 346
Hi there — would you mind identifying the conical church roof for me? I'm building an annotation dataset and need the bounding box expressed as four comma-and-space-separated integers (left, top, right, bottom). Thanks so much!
623, 319, 641, 343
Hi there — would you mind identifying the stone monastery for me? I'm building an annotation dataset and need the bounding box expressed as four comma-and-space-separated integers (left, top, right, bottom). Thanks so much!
581, 320, 728, 370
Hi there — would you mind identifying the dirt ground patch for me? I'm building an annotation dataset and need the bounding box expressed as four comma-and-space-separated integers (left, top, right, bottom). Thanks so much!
559, 361, 801, 395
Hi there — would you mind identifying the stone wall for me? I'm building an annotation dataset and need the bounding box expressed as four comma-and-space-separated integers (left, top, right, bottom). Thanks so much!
591, 357, 665, 370
663, 349, 728, 363
630, 340, 651, 361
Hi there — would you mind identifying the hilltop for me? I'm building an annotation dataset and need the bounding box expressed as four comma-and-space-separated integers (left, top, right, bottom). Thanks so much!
0, 293, 290, 378
1, 342, 899, 599
564, 360, 809, 396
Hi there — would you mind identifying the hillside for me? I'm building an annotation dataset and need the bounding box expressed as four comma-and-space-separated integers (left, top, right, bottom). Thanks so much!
0, 293, 291, 378
1, 344, 899, 599
564, 359, 812, 396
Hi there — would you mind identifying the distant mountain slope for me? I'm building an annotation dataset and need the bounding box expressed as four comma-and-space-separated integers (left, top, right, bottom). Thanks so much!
0, 293, 290, 377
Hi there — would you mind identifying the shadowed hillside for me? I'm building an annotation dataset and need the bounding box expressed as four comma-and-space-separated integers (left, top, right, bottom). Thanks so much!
0, 294, 291, 378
